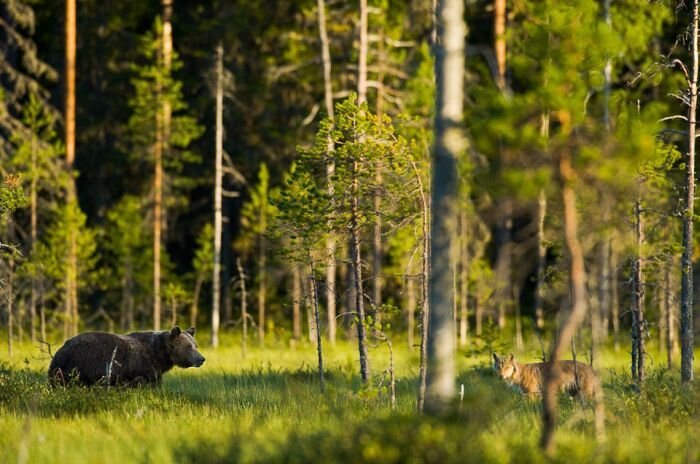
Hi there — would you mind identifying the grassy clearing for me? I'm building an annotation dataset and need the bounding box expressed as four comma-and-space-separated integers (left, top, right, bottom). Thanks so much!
1, 332, 699, 463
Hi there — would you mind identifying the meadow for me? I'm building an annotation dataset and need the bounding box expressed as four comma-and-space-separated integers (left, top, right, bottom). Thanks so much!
1, 331, 699, 463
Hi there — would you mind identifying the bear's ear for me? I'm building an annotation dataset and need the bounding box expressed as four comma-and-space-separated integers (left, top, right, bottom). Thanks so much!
492, 353, 500, 364
170, 326, 181, 338
186, 327, 196, 336
507, 353, 515, 362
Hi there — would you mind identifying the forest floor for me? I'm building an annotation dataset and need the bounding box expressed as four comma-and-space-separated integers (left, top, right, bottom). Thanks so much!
0, 331, 698, 463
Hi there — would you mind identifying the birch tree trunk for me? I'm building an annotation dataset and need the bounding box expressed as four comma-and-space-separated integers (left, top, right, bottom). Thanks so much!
611, 246, 620, 351
212, 42, 223, 347
493, 0, 506, 92
351, 160, 371, 383
317, 0, 337, 345
631, 196, 646, 381
424, 0, 465, 414
293, 264, 302, 342
357, 0, 368, 105
680, 0, 698, 383
309, 263, 325, 392
64, 0, 78, 339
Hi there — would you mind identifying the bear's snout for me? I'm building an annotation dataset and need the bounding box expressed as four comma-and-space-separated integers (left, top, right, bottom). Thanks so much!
193, 354, 205, 367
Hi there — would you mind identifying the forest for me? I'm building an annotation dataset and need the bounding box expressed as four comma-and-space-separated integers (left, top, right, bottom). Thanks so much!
2, 0, 700, 462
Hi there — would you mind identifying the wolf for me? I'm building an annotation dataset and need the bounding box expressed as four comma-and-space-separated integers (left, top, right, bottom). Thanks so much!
492, 352, 599, 399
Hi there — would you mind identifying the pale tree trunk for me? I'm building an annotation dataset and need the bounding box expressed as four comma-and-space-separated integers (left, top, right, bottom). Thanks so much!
424, 0, 465, 415
631, 196, 646, 381
64, 0, 78, 339
598, 239, 611, 340
372, 169, 382, 325
535, 112, 549, 330
407, 272, 416, 349
534, 189, 547, 329
541, 153, 605, 452
410, 154, 430, 412
666, 260, 678, 368
459, 211, 469, 348
351, 160, 371, 383
293, 265, 302, 342
305, 268, 318, 345
680, 0, 698, 383
212, 42, 224, 347
357, 0, 368, 105
236, 258, 248, 358
317, 0, 337, 345
514, 285, 523, 350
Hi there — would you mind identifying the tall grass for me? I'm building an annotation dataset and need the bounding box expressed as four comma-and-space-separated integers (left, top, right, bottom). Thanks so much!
1, 331, 699, 463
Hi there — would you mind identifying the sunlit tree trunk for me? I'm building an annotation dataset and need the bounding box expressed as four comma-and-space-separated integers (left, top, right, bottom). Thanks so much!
358, 0, 368, 105
534, 190, 547, 329
30, 133, 37, 343
424, 0, 465, 415
317, 0, 337, 345
64, 0, 78, 339
494, 0, 506, 92
212, 42, 223, 347
541, 153, 605, 451
680, 0, 698, 383
7, 256, 14, 358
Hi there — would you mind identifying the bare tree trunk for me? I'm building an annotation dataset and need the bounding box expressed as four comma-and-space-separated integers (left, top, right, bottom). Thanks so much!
424, 0, 465, 415
666, 260, 677, 368
317, 0, 337, 346
64, 0, 77, 340
237, 258, 248, 358
357, 0, 368, 105
351, 161, 371, 383
410, 155, 430, 412
29, 135, 37, 343
309, 263, 325, 392
541, 153, 604, 452
631, 196, 646, 381
598, 239, 611, 340
475, 295, 482, 336
407, 273, 416, 349
535, 190, 547, 329
372, 168, 382, 325
514, 285, 523, 350
493, 0, 506, 92
459, 211, 469, 348
680, 0, 698, 383
293, 265, 302, 342
212, 42, 223, 347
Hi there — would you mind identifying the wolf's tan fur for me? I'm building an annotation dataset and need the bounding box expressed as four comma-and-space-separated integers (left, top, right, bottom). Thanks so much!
492, 353, 599, 399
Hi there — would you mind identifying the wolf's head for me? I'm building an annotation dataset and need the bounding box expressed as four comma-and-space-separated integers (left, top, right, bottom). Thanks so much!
492, 353, 518, 381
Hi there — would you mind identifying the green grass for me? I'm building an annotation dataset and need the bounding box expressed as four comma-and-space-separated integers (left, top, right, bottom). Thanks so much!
1, 332, 700, 463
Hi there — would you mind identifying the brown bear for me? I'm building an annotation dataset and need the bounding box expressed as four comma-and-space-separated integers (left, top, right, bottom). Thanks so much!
48, 326, 205, 386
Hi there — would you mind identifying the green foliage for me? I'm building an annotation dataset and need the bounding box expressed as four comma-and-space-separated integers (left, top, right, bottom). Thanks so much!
238, 163, 276, 255
32, 201, 97, 307
0, 175, 26, 221
192, 223, 214, 279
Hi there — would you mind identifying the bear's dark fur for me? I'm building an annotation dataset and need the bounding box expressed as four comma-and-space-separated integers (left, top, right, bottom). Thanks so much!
48, 326, 205, 386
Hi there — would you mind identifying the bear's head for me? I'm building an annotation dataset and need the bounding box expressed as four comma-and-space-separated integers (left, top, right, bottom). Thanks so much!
167, 326, 206, 368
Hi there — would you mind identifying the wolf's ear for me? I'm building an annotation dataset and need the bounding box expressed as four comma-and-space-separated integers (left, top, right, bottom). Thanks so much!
507, 353, 515, 362
170, 326, 181, 338
186, 327, 196, 336
492, 353, 500, 364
